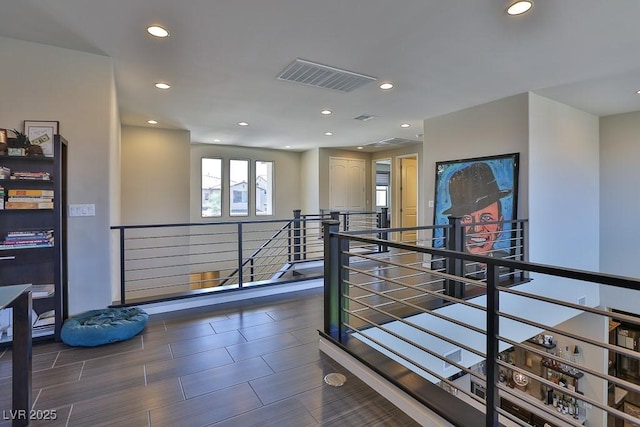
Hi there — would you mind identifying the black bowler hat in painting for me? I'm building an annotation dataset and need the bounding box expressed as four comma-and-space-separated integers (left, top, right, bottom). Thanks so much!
443, 162, 511, 216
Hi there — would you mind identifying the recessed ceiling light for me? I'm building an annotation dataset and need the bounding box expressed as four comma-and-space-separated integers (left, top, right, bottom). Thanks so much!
357, 146, 363, 150
285, 145, 291, 149
147, 26, 170, 38
147, 120, 158, 124
506, 1, 533, 16
324, 132, 333, 136
321, 109, 332, 115
400, 123, 411, 128
213, 139, 221, 142
379, 82, 394, 90
155, 82, 171, 89
636, 89, 640, 95
238, 122, 249, 126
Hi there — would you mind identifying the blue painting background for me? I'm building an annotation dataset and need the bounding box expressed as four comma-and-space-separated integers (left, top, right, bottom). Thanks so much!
433, 154, 518, 249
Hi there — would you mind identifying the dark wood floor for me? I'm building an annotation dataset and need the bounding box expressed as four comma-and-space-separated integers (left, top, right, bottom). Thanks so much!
0, 287, 420, 427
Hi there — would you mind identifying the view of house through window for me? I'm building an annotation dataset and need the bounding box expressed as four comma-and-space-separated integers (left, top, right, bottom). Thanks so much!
256, 161, 273, 215
201, 158, 274, 217
202, 158, 222, 217
230, 159, 249, 216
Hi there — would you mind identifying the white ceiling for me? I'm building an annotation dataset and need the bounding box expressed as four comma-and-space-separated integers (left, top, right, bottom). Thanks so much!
2, 0, 640, 152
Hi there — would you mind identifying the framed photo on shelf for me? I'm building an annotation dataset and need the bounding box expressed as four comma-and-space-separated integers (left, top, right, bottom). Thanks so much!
24, 120, 59, 157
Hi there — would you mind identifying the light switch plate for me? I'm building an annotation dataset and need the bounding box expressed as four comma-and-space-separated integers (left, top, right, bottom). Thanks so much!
68, 204, 95, 217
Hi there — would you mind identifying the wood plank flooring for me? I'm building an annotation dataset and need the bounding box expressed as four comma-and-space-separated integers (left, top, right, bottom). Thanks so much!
0, 287, 420, 427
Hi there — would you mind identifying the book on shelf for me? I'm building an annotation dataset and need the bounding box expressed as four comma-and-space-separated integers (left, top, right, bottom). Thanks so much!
0, 166, 9, 180
5, 201, 54, 209
6, 230, 53, 237
7, 189, 54, 197
33, 310, 55, 328
10, 171, 51, 181
7, 197, 53, 203
29, 284, 55, 298
0, 229, 54, 249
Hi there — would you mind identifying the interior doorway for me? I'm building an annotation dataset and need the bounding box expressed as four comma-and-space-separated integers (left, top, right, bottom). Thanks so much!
398, 155, 418, 242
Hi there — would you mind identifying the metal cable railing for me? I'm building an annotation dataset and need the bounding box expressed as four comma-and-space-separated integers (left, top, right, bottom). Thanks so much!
110, 209, 391, 305
323, 220, 640, 427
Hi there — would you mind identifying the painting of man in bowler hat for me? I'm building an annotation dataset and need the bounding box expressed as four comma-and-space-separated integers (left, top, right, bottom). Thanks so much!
444, 162, 512, 256
433, 154, 518, 261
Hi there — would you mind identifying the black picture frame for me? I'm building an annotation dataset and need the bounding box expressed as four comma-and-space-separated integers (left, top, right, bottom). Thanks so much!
433, 153, 519, 251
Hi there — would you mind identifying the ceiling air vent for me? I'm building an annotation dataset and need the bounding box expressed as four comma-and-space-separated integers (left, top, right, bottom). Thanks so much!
366, 137, 421, 148
353, 114, 378, 122
277, 59, 377, 93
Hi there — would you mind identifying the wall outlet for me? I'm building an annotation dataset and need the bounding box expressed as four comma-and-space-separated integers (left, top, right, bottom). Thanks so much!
69, 204, 95, 217
428, 200, 434, 208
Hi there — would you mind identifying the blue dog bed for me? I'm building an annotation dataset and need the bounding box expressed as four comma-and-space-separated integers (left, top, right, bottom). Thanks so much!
61, 307, 148, 347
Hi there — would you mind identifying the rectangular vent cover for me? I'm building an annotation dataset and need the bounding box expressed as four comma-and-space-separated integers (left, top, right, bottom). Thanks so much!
577, 295, 587, 305
443, 348, 463, 369
277, 59, 377, 92
366, 137, 420, 148
353, 114, 378, 122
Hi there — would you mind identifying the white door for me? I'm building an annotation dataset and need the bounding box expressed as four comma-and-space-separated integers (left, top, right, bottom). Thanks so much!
400, 157, 418, 242
330, 157, 366, 211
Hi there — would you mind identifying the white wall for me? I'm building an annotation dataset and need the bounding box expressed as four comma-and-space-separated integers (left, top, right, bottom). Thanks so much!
189, 143, 301, 220
598, 111, 640, 314
300, 148, 320, 214
554, 312, 608, 427
121, 126, 190, 225
528, 93, 600, 270
422, 93, 530, 227
599, 111, 640, 277
0, 37, 116, 314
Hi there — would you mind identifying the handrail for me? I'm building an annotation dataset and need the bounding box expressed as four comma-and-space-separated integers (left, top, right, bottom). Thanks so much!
109, 209, 390, 305
217, 218, 294, 286
322, 219, 640, 427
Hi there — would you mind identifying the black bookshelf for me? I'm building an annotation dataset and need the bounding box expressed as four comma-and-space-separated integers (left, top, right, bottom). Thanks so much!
0, 136, 67, 343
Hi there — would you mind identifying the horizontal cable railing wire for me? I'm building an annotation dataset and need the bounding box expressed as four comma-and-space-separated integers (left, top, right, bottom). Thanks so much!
322, 218, 640, 427
110, 209, 391, 304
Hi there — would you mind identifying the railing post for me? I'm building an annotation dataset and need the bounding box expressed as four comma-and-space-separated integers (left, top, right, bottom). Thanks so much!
342, 213, 349, 231
237, 223, 244, 288
485, 263, 500, 427
119, 228, 126, 305
377, 207, 389, 252
293, 209, 301, 262
446, 216, 464, 298
324, 220, 342, 339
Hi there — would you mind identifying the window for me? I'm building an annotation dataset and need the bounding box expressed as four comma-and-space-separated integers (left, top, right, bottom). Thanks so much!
229, 159, 249, 216
376, 186, 388, 207
255, 161, 273, 215
201, 158, 222, 217
375, 168, 390, 208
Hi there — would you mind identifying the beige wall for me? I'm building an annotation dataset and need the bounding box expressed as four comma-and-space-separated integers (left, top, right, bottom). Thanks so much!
300, 148, 320, 214
0, 37, 116, 314
422, 93, 530, 228
528, 93, 600, 271
121, 126, 191, 225
190, 143, 302, 220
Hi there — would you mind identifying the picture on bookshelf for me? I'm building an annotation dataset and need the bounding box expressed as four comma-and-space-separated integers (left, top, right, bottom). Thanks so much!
24, 120, 59, 157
